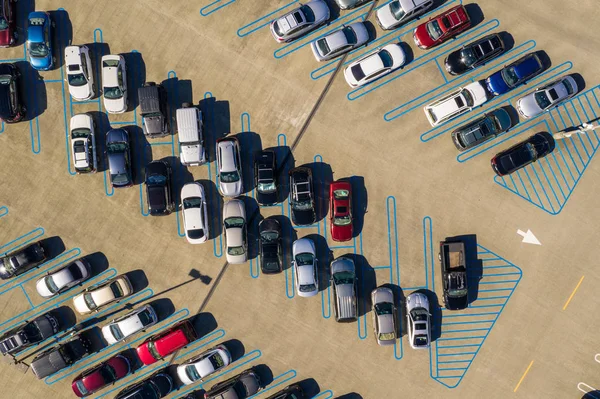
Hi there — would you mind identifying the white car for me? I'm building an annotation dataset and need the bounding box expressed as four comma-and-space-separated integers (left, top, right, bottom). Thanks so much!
223, 199, 247, 264
73, 275, 133, 314
406, 292, 431, 349
35, 259, 91, 298
270, 0, 330, 43
311, 22, 369, 62
176, 344, 232, 385
216, 137, 243, 197
101, 54, 128, 113
343, 43, 406, 87
516, 75, 579, 118
424, 81, 488, 127
101, 304, 157, 345
181, 182, 209, 244
70, 113, 97, 174
292, 238, 318, 297
376, 0, 435, 30
65, 45, 94, 101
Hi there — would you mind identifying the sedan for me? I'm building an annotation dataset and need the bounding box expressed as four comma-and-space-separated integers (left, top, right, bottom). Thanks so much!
223, 199, 247, 264
176, 344, 232, 385
491, 132, 555, 176
371, 286, 397, 346
181, 182, 210, 244
145, 160, 174, 216
70, 113, 97, 173
329, 181, 353, 242
65, 45, 95, 101
115, 370, 173, 399
0, 240, 46, 280
136, 320, 197, 366
334, 0, 371, 9
485, 52, 544, 96
292, 238, 318, 297
413, 5, 470, 50
343, 43, 406, 88
216, 137, 243, 197
106, 128, 133, 189
259, 217, 283, 274
72, 355, 131, 397
35, 258, 91, 298
101, 304, 157, 345
270, 0, 330, 43
0, 0, 16, 47
451, 107, 513, 151
0, 63, 25, 123
101, 54, 128, 114
254, 150, 278, 206
311, 22, 369, 62
444, 33, 505, 75
516, 75, 579, 118
406, 292, 431, 349
73, 275, 133, 314
376, 0, 435, 30
26, 12, 54, 70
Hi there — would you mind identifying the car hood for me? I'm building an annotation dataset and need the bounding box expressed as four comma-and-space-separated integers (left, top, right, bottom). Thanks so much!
485, 71, 510, 95
372, 287, 394, 304
292, 208, 315, 226
108, 152, 127, 176
69, 83, 93, 101
413, 23, 436, 48
517, 93, 541, 117
137, 343, 159, 366
29, 52, 52, 70
143, 115, 165, 135
293, 238, 315, 256
445, 50, 468, 73
332, 223, 353, 241
406, 292, 429, 312
219, 180, 243, 197
257, 190, 277, 206
104, 97, 127, 113
331, 257, 354, 274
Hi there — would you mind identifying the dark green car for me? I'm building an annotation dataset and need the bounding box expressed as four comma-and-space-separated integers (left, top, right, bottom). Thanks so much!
451, 107, 512, 151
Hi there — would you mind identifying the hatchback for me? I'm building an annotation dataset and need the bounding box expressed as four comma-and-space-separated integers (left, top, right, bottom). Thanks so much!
35, 258, 91, 298
106, 128, 133, 188
491, 132, 554, 176
26, 11, 54, 70
311, 22, 369, 62
145, 160, 174, 216
72, 355, 131, 397
0, 63, 25, 123
223, 199, 247, 264
217, 137, 243, 197
176, 344, 232, 385
181, 182, 210, 244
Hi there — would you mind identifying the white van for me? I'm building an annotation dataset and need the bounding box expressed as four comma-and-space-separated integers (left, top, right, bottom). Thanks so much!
177, 105, 206, 166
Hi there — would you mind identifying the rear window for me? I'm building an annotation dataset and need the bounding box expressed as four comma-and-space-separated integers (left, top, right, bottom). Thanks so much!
350, 64, 365, 82
343, 26, 357, 44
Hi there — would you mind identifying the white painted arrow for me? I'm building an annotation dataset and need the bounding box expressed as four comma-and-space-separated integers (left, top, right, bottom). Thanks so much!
517, 229, 541, 245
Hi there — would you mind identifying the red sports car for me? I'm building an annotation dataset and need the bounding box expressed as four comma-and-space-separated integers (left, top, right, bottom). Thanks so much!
0, 0, 17, 47
136, 320, 197, 366
71, 355, 131, 397
330, 181, 353, 242
413, 5, 470, 50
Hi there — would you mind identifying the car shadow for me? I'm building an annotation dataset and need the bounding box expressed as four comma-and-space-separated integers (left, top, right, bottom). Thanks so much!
464, 3, 484, 28
16, 61, 46, 121
303, 161, 333, 223
52, 305, 77, 331
15, 1, 35, 47
119, 347, 143, 372
39, 236, 65, 260
86, 42, 110, 100
535, 50, 552, 71
253, 364, 274, 387
128, 124, 152, 186
88, 110, 111, 172
123, 269, 148, 293
270, 145, 294, 203
50, 9, 73, 70
191, 312, 218, 337
582, 391, 600, 399
148, 298, 175, 322
165, 155, 194, 215
165, 77, 193, 134
177, 79, 194, 107
345, 254, 376, 318
336, 394, 363, 399
497, 31, 514, 52
198, 96, 230, 163
83, 252, 109, 277
222, 339, 245, 362
297, 378, 321, 397
239, 195, 261, 261
272, 214, 295, 272
235, 131, 262, 195
79, 326, 106, 353
399, 41, 414, 66
321, 0, 340, 20
570, 72, 586, 93
122, 51, 146, 112
305, 234, 333, 293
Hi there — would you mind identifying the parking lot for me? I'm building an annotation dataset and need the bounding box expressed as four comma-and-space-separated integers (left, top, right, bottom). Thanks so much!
1, 0, 600, 398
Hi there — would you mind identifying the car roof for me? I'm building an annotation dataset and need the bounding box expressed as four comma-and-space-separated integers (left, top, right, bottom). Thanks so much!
65, 45, 85, 66
102, 56, 121, 87
297, 264, 315, 285
218, 139, 239, 172
513, 54, 542, 77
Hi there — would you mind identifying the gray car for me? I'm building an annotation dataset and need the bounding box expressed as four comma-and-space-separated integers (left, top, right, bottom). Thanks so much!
106, 128, 133, 188
335, 0, 372, 10
204, 368, 261, 399
371, 287, 397, 345
311, 22, 369, 62
451, 107, 513, 151
270, 0, 330, 43
331, 256, 358, 323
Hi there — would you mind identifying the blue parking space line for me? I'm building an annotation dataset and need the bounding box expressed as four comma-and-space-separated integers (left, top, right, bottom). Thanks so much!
200, 0, 236, 16
0, 206, 7, 218
438, 351, 477, 357
248, 369, 297, 399
0, 121, 4, 133
313, 390, 335, 399
273, 2, 372, 59
320, 281, 331, 319
237, 1, 299, 38
20, 285, 34, 308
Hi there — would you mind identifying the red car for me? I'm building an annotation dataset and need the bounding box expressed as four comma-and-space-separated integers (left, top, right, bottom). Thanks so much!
329, 181, 353, 242
0, 0, 17, 47
71, 355, 131, 397
136, 320, 197, 366
413, 5, 470, 50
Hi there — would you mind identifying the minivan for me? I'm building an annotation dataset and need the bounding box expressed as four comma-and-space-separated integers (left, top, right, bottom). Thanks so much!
138, 82, 169, 138
331, 256, 358, 322
176, 104, 205, 166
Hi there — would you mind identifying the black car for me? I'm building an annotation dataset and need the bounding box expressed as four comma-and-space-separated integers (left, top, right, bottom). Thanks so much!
254, 150, 278, 206
0, 240, 46, 280
451, 107, 513, 151
31, 334, 92, 379
106, 128, 134, 188
205, 368, 262, 399
289, 167, 316, 226
115, 370, 173, 399
0, 63, 25, 123
259, 217, 283, 274
138, 82, 169, 138
265, 384, 306, 399
0, 312, 59, 355
145, 160, 174, 216
444, 33, 505, 75
491, 132, 554, 176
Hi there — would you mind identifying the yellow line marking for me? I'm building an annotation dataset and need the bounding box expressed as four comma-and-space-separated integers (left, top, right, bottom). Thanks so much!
563, 275, 585, 311
514, 360, 534, 393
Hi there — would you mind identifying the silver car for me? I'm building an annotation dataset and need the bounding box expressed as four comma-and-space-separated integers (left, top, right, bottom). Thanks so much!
516, 75, 579, 118
292, 238, 318, 297
270, 0, 330, 43
223, 199, 247, 264
406, 292, 431, 349
371, 287, 397, 345
311, 22, 369, 62
335, 0, 371, 10
101, 304, 157, 345
216, 137, 243, 197
331, 257, 357, 322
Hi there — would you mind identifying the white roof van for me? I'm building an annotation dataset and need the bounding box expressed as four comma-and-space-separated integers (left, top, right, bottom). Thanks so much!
177, 104, 206, 166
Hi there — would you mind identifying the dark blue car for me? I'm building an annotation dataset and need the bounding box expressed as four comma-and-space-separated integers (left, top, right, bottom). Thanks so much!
485, 53, 544, 96
26, 12, 54, 71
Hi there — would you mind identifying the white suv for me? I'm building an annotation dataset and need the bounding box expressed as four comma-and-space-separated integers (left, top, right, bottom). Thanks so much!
70, 113, 97, 174
65, 45, 94, 101
101, 304, 157, 345
424, 81, 488, 127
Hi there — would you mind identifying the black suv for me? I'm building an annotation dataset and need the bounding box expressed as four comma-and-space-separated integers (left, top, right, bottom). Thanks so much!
254, 150, 278, 206
115, 370, 173, 399
0, 63, 25, 123
289, 167, 316, 226
138, 82, 169, 138
265, 384, 307, 399
0, 240, 46, 279
0, 312, 59, 355
444, 33, 505, 75
31, 334, 92, 379
259, 217, 283, 274
145, 160, 174, 216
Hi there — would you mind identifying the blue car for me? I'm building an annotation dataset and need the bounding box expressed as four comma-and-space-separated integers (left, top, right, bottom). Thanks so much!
26, 12, 54, 71
485, 53, 544, 96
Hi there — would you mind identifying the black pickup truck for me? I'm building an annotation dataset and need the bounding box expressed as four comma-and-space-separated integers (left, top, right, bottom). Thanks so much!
439, 240, 468, 310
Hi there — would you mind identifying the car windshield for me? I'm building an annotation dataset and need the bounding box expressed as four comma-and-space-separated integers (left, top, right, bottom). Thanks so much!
379, 332, 395, 341
563, 79, 575, 95
501, 66, 519, 87
333, 270, 354, 285
300, 5, 315, 22
261, 230, 279, 242
45, 276, 59, 294
351, 64, 366, 81
461, 89, 474, 107
258, 181, 276, 193
183, 197, 202, 209
68, 73, 88, 87
333, 189, 349, 200
138, 310, 154, 326
375, 302, 393, 315
414, 335, 429, 346
104, 86, 123, 100
461, 48, 477, 67
426, 20, 443, 40
74, 380, 89, 396
379, 50, 394, 69
109, 324, 124, 341
147, 341, 161, 360
293, 199, 313, 210
300, 283, 316, 293
295, 253, 314, 266
146, 173, 166, 186
209, 353, 225, 370
220, 170, 239, 183
227, 246, 245, 256
111, 172, 130, 186
83, 293, 97, 310
224, 217, 245, 229
534, 91, 552, 109
334, 214, 352, 226
99, 364, 117, 382
343, 26, 357, 45
448, 288, 468, 297
185, 365, 201, 382
28, 42, 49, 57
110, 281, 124, 298
316, 38, 330, 55
390, 1, 406, 20
106, 142, 127, 153
71, 128, 90, 139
